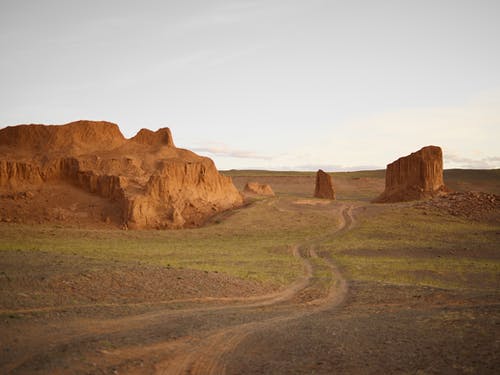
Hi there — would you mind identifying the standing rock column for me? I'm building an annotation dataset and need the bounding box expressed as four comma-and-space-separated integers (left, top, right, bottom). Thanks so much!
374, 145, 447, 202
314, 169, 336, 199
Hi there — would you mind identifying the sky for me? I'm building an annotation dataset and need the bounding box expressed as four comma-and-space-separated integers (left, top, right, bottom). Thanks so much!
1, 0, 499, 170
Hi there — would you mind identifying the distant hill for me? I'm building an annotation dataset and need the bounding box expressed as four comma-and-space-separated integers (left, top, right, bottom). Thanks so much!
444, 169, 500, 195
221, 169, 386, 178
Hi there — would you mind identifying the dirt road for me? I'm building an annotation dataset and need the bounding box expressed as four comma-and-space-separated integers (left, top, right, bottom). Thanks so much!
1, 202, 498, 374
157, 206, 352, 375
1, 205, 353, 374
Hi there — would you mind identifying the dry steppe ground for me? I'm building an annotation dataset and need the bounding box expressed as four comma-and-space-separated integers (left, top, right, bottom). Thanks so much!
0, 169, 499, 374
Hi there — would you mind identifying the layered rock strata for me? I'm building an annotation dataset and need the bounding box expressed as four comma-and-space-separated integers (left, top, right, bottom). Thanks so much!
375, 145, 447, 203
0, 120, 243, 228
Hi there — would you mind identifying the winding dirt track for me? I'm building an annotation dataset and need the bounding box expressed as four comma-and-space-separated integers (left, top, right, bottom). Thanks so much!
156, 204, 352, 375
2, 204, 354, 374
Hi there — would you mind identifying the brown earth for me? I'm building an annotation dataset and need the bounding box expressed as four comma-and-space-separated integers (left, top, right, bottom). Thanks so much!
0, 120, 243, 229
1, 194, 498, 374
0, 250, 276, 313
229, 173, 385, 201
243, 182, 275, 197
314, 169, 336, 199
232, 175, 318, 197
1, 167, 499, 374
228, 169, 500, 201
375, 145, 448, 202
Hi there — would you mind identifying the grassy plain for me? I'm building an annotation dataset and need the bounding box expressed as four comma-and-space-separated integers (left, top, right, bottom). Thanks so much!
223, 168, 499, 301
323, 205, 499, 290
444, 168, 500, 194
1, 168, 498, 292
0, 197, 338, 287
1, 169, 499, 374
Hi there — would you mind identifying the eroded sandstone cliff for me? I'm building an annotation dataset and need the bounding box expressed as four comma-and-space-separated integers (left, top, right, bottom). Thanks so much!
375, 145, 447, 203
0, 120, 243, 228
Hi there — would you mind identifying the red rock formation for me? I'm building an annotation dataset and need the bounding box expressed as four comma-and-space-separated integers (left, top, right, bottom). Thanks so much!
0, 160, 44, 186
0, 120, 125, 156
243, 182, 275, 196
130, 128, 175, 147
314, 169, 336, 199
0, 120, 243, 229
375, 145, 447, 203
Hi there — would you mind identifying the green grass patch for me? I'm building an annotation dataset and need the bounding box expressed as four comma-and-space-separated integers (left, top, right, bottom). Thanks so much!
309, 256, 334, 289
323, 205, 500, 290
0, 198, 339, 286
325, 206, 498, 253
333, 255, 499, 290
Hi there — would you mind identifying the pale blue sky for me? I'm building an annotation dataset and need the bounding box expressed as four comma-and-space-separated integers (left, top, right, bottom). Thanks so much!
1, 0, 499, 170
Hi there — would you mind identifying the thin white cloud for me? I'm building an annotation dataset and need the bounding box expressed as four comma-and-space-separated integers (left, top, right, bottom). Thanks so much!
189, 90, 500, 170
192, 142, 272, 160
445, 153, 500, 169
322, 90, 500, 170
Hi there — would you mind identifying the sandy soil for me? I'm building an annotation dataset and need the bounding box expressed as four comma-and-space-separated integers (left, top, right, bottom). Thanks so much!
1, 202, 498, 374
0, 250, 276, 313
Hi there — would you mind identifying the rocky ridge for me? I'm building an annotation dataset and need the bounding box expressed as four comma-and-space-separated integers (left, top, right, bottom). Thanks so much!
0, 120, 243, 229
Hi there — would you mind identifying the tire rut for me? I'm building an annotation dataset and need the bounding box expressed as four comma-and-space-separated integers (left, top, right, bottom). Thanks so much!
156, 204, 353, 375
4, 204, 354, 375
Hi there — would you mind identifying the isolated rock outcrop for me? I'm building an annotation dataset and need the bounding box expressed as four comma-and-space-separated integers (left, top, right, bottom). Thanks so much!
0, 120, 243, 229
375, 145, 447, 203
314, 169, 336, 199
243, 182, 275, 196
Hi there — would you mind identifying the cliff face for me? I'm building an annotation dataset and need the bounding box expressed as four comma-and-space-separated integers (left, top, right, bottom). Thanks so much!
375, 146, 447, 203
0, 120, 243, 229
126, 158, 242, 229
314, 169, 336, 199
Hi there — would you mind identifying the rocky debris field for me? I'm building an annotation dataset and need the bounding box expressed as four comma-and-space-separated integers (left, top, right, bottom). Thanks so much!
415, 191, 500, 221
